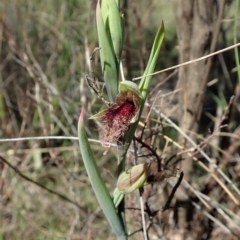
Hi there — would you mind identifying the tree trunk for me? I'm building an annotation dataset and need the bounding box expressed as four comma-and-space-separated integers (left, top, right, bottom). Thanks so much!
173, 0, 216, 238
177, 0, 214, 181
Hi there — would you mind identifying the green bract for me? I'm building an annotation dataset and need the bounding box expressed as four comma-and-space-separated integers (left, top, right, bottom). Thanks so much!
96, 0, 124, 102
119, 81, 142, 100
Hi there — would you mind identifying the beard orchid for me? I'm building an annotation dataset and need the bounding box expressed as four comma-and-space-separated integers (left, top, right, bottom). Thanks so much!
89, 80, 142, 145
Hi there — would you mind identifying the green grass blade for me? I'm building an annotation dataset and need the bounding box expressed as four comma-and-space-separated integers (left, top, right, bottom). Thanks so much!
209, 90, 227, 110
78, 108, 126, 239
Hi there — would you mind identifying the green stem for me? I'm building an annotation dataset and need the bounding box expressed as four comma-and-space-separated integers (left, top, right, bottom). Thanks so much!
117, 143, 130, 237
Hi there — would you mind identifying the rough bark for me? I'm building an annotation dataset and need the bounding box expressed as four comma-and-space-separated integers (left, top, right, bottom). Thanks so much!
177, 0, 214, 180
173, 0, 216, 237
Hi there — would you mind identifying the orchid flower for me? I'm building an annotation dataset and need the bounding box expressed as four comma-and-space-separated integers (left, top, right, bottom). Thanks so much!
89, 81, 142, 145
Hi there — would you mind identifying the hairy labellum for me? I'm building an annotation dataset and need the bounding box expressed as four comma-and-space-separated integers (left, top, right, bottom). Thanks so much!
90, 81, 142, 145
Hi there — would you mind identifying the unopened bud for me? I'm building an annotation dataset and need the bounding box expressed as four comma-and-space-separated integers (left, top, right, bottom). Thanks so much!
117, 163, 149, 194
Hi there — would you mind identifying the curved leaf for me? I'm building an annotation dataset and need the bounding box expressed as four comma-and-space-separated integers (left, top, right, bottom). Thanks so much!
78, 108, 126, 239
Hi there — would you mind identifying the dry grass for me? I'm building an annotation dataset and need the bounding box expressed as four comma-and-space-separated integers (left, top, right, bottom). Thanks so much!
0, 1, 240, 240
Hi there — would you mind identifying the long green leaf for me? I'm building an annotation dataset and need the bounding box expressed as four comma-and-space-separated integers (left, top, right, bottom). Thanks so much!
78, 108, 126, 239
108, 0, 124, 62
124, 23, 165, 146
96, 0, 118, 102
139, 23, 165, 100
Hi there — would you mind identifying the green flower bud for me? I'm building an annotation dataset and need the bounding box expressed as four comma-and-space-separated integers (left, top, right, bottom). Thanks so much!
117, 163, 149, 194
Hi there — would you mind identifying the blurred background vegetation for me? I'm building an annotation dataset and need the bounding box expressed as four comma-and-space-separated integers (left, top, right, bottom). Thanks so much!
0, 0, 240, 239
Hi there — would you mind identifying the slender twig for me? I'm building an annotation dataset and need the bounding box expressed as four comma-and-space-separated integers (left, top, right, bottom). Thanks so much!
169, 179, 237, 236
86, 47, 112, 107
163, 134, 240, 206
134, 136, 162, 168
162, 171, 184, 212
132, 42, 240, 81
148, 104, 240, 202
0, 156, 84, 210
0, 136, 117, 147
